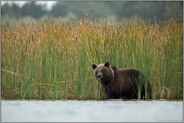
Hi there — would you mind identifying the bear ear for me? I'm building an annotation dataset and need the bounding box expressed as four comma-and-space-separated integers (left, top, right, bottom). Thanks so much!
92, 64, 97, 69
104, 62, 110, 67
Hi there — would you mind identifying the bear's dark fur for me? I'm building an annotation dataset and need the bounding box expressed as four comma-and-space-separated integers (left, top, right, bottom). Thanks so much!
92, 62, 152, 99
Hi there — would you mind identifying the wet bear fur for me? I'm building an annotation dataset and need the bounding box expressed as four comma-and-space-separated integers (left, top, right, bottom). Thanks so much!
92, 62, 152, 99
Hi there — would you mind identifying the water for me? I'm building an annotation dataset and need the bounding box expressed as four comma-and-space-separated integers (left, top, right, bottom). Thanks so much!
1, 100, 183, 122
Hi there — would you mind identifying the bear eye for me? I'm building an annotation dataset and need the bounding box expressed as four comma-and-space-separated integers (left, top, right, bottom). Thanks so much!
101, 70, 104, 73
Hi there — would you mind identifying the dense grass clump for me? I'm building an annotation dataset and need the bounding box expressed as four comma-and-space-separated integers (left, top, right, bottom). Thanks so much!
1, 17, 183, 100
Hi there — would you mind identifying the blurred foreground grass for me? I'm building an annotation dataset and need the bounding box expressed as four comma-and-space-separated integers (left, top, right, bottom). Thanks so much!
1, 17, 183, 100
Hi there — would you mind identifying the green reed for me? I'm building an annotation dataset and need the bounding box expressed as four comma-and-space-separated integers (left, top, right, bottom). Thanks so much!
1, 17, 183, 100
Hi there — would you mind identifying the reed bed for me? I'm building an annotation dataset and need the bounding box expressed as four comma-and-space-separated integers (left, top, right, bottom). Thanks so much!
1, 17, 183, 100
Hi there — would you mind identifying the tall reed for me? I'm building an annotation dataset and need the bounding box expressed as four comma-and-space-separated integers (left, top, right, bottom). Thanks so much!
1, 17, 183, 100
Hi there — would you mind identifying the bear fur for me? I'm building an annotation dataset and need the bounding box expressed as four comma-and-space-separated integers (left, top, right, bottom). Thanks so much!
92, 62, 152, 99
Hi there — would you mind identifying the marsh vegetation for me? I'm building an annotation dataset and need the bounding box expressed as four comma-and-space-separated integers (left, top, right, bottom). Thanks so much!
1, 17, 183, 100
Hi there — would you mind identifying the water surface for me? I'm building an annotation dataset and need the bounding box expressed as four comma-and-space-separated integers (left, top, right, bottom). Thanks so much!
1, 100, 183, 122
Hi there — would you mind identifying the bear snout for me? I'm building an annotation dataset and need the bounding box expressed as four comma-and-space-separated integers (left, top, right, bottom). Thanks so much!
97, 75, 103, 79
96, 72, 103, 80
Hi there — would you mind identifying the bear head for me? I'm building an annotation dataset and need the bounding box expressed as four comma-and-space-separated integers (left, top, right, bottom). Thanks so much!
92, 62, 114, 84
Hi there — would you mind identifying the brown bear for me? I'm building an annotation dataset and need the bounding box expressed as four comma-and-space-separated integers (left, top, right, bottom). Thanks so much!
92, 62, 152, 99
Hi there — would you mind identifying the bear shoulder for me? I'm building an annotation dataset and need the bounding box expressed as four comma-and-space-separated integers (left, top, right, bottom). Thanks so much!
111, 66, 118, 72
